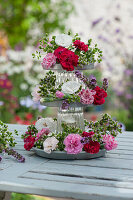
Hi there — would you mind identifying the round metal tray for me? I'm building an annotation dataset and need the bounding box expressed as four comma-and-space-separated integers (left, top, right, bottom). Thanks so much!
43, 63, 94, 71
33, 148, 106, 160
41, 100, 91, 107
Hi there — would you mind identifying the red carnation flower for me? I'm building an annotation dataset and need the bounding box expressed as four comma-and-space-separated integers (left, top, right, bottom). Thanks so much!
54, 46, 65, 62
82, 131, 95, 137
84, 140, 100, 154
54, 46, 79, 71
73, 40, 88, 52
60, 61, 74, 71
24, 135, 35, 151
93, 86, 107, 105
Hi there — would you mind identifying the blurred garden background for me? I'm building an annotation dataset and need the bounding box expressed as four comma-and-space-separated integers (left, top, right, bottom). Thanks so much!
0, 0, 133, 199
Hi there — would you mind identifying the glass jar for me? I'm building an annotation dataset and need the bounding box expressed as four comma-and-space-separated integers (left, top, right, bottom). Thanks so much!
57, 106, 84, 133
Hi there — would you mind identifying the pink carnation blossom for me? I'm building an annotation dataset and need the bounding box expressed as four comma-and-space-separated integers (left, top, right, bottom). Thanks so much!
31, 85, 41, 102
35, 128, 50, 141
102, 135, 118, 151
41, 53, 56, 69
78, 88, 96, 105
64, 134, 83, 154
56, 91, 64, 99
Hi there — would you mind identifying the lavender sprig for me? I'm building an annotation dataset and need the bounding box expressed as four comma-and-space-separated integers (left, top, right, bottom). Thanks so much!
75, 70, 97, 89
102, 78, 108, 91
75, 71, 89, 85
89, 75, 97, 89
4, 147, 25, 163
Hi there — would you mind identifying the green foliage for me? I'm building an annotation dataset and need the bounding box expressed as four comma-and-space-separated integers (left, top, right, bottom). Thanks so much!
0, 121, 18, 152
11, 193, 35, 200
85, 113, 122, 140
38, 70, 62, 101
0, 0, 74, 48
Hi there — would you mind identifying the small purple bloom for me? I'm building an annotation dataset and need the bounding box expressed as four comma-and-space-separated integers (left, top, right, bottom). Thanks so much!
115, 28, 120, 33
92, 17, 103, 27
102, 78, 108, 91
89, 75, 97, 88
61, 100, 70, 110
125, 94, 132, 100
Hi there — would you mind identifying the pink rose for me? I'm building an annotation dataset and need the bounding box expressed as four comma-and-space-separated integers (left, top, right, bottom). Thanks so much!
102, 135, 118, 151
56, 91, 64, 99
64, 134, 83, 154
41, 53, 56, 69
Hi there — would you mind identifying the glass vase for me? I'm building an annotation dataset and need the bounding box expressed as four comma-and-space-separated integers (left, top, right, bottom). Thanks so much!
57, 106, 84, 133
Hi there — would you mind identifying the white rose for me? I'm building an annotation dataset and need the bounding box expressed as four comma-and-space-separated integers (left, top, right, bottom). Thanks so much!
55, 34, 72, 47
61, 81, 81, 94
43, 137, 59, 154
35, 118, 57, 132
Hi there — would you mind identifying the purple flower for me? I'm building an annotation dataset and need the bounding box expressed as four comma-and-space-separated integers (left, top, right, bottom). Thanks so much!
128, 35, 133, 39
102, 78, 108, 91
4, 147, 25, 163
125, 94, 132, 100
118, 122, 125, 131
92, 17, 103, 27
124, 69, 133, 76
115, 28, 120, 33
61, 100, 70, 110
75, 71, 89, 85
89, 75, 97, 88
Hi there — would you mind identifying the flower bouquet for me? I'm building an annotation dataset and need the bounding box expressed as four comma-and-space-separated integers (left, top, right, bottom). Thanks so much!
32, 32, 102, 71
23, 32, 122, 160
22, 114, 122, 160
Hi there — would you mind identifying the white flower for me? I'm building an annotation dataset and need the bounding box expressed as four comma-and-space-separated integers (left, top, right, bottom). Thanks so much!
61, 81, 81, 94
20, 83, 28, 90
35, 118, 57, 132
43, 137, 59, 154
55, 34, 72, 47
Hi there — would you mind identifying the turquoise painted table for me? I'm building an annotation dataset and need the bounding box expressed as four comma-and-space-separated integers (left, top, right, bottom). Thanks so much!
0, 124, 133, 200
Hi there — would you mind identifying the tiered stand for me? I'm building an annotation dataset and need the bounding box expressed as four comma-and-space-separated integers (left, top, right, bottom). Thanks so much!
34, 64, 106, 159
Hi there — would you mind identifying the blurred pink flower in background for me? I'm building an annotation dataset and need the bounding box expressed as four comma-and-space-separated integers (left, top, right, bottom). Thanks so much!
31, 85, 41, 102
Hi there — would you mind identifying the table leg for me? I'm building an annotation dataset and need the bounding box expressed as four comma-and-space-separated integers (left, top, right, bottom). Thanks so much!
0, 192, 11, 200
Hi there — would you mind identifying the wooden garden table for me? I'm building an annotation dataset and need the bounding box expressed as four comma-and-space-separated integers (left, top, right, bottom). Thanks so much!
0, 124, 133, 200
